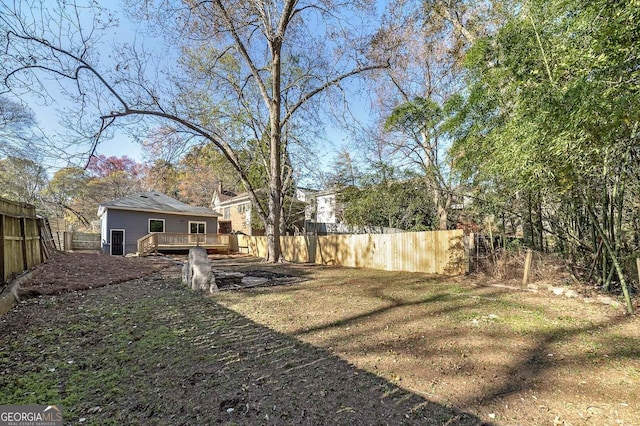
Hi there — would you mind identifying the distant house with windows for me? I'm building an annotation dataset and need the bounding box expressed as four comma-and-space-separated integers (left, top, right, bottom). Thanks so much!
212, 191, 258, 235
313, 188, 343, 224
98, 192, 220, 255
304, 188, 346, 234
211, 185, 309, 236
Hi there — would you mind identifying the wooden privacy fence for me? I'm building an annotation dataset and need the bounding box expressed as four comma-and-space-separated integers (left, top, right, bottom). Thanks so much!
0, 197, 43, 282
237, 229, 467, 275
39, 217, 102, 252
69, 232, 101, 251
48, 217, 68, 251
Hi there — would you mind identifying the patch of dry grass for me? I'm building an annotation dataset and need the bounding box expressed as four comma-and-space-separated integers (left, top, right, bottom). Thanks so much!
213, 263, 640, 426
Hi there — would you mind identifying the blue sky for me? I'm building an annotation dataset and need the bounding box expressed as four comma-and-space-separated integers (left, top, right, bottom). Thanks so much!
7, 0, 383, 181
16, 97, 144, 169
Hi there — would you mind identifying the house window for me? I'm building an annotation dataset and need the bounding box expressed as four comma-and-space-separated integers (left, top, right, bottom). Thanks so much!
189, 221, 206, 234
224, 207, 230, 219
237, 202, 250, 213
149, 219, 165, 233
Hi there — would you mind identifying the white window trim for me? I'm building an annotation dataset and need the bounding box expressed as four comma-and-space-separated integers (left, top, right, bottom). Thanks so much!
188, 221, 207, 234
148, 218, 166, 233
237, 202, 251, 213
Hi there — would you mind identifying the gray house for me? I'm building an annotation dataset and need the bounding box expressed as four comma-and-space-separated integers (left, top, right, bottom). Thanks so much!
98, 192, 221, 255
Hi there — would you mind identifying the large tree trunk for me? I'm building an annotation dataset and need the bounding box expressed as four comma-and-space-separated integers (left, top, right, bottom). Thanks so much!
266, 169, 283, 262
437, 202, 448, 230
266, 37, 284, 263
265, 216, 282, 262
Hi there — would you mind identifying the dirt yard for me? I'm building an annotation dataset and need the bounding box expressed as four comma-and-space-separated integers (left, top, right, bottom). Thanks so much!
1, 252, 639, 425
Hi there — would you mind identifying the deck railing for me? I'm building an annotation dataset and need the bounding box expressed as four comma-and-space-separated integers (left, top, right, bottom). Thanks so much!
137, 233, 230, 255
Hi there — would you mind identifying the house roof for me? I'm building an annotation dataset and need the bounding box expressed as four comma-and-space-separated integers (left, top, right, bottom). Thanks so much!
215, 187, 320, 209
98, 192, 221, 218
215, 192, 252, 208
315, 188, 342, 197
296, 187, 318, 194
218, 189, 237, 202
211, 189, 238, 208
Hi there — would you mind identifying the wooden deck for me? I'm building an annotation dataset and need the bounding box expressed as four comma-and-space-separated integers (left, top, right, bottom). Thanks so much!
137, 233, 230, 256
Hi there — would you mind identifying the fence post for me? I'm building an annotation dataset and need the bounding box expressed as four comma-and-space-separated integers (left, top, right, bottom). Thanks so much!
465, 233, 474, 274
522, 249, 533, 286
64, 232, 73, 252
0, 214, 4, 282
20, 216, 28, 271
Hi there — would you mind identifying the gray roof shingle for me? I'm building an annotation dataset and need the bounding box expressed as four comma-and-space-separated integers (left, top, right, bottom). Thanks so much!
99, 192, 220, 217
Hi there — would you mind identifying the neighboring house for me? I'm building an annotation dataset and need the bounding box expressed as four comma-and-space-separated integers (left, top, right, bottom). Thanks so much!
211, 185, 308, 236
294, 187, 317, 204
210, 183, 239, 234
98, 192, 220, 255
212, 191, 257, 235
295, 187, 318, 223
303, 188, 346, 234
313, 188, 343, 224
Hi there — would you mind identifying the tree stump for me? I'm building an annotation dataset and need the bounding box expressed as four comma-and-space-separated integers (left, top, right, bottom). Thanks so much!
182, 247, 218, 293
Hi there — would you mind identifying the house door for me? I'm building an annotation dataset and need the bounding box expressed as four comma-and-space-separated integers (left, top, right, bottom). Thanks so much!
111, 230, 124, 256
189, 221, 206, 244
219, 221, 232, 234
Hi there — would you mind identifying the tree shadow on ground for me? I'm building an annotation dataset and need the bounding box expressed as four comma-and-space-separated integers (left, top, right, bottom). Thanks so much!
280, 280, 639, 422
167, 295, 487, 425
456, 313, 639, 408
0, 273, 488, 425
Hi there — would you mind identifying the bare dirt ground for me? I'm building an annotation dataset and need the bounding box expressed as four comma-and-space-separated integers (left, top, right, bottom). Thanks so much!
212, 258, 640, 426
2, 253, 482, 425
2, 252, 639, 425
16, 252, 175, 297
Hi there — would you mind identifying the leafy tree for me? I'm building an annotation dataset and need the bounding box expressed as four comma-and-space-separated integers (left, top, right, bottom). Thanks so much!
143, 159, 180, 197
0, 96, 38, 158
0, 0, 392, 262
45, 166, 92, 227
340, 166, 438, 231
341, 182, 437, 231
86, 155, 145, 202
450, 0, 640, 312
0, 156, 48, 208
141, 128, 243, 204
43, 156, 145, 229
324, 149, 363, 189
384, 95, 462, 230
176, 144, 242, 207
360, 0, 509, 231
